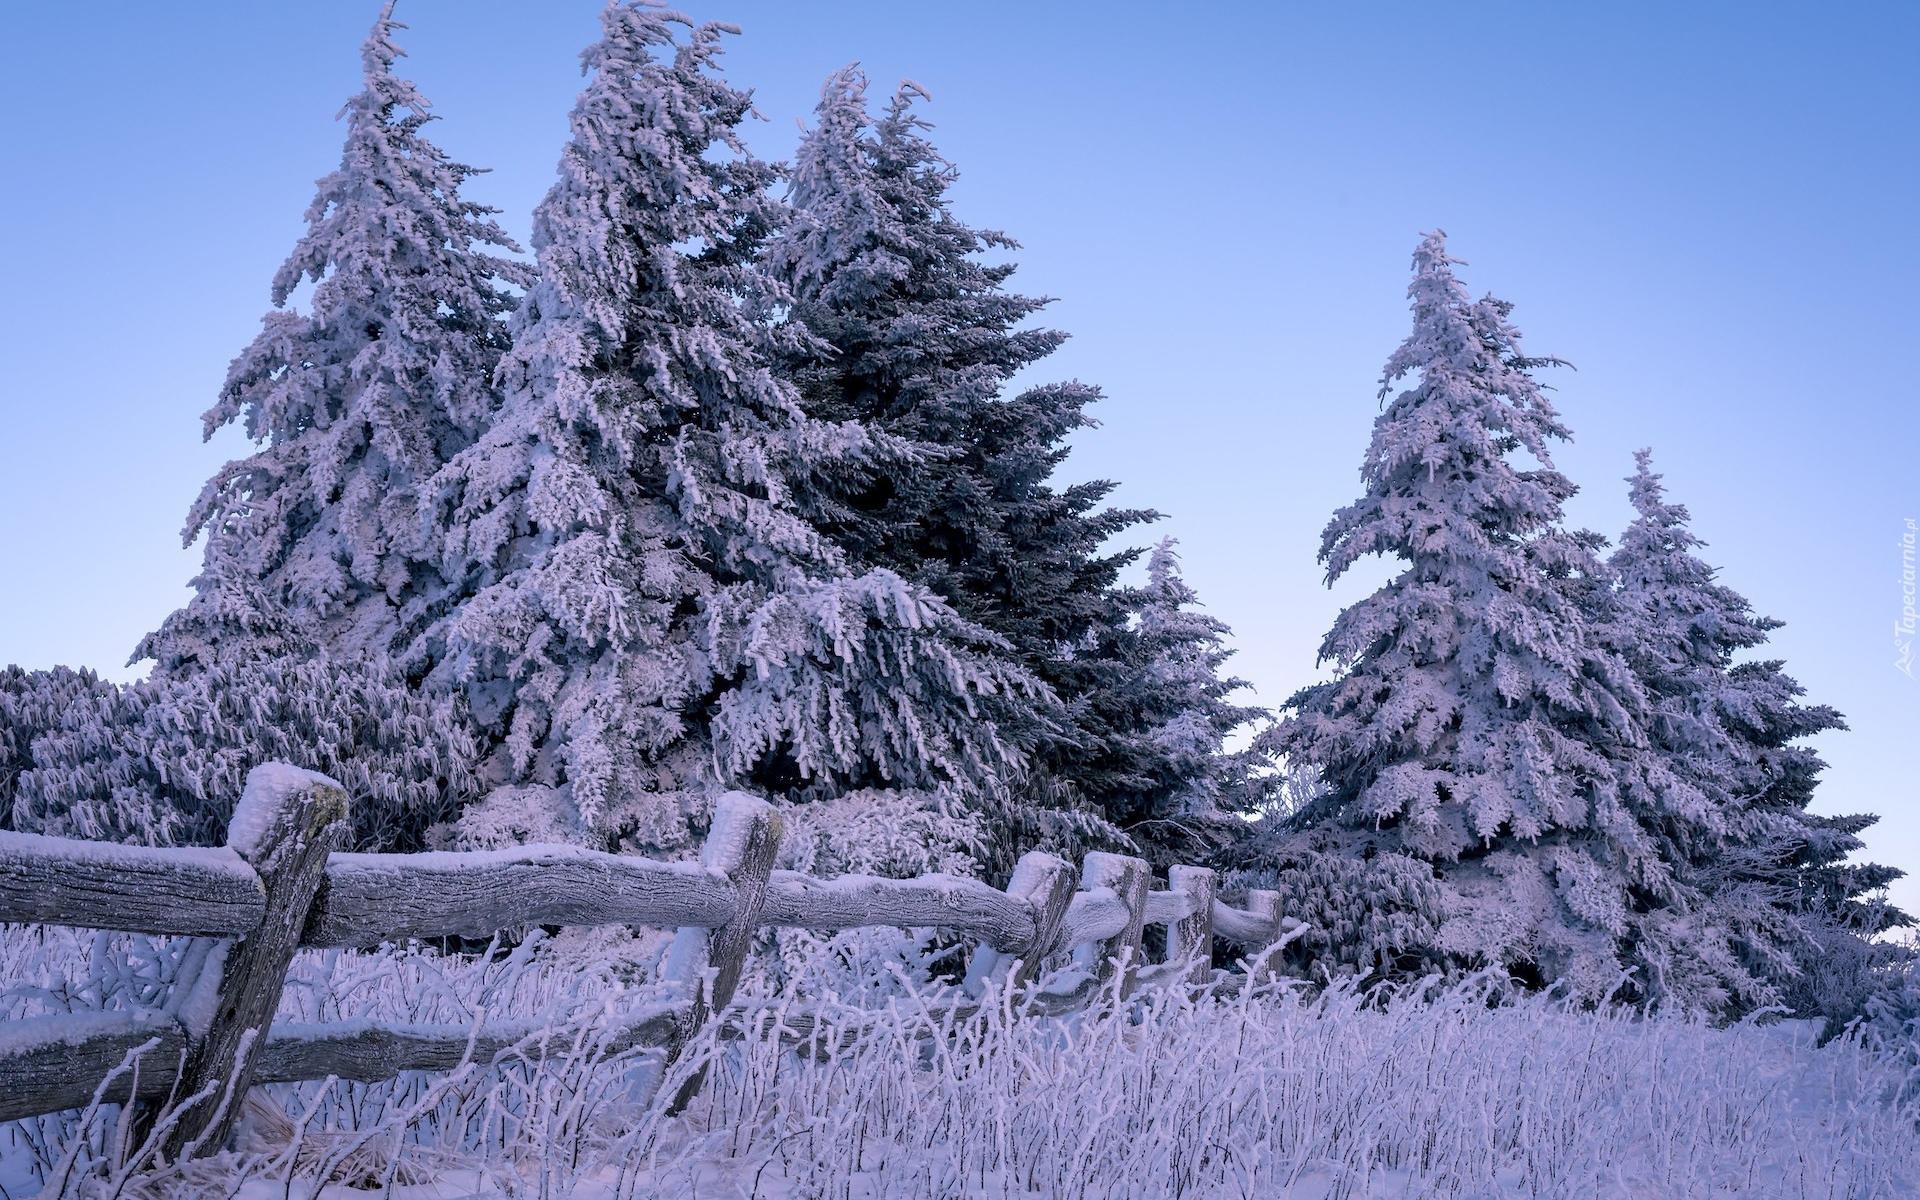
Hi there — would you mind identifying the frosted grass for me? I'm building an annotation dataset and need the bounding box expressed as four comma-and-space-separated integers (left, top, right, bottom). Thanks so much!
642, 978, 1919, 1200
4, 925, 1916, 1199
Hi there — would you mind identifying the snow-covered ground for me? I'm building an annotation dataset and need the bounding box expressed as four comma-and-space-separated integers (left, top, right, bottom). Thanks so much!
5, 926, 1917, 1199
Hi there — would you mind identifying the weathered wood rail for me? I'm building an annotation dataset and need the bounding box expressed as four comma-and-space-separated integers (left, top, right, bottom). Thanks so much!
0, 763, 1300, 1146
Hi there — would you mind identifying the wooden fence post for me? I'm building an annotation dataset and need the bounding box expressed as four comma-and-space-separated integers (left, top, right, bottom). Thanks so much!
1076, 852, 1149, 999
1008, 854, 1078, 993
163, 765, 348, 1160
1167, 865, 1216, 986
963, 850, 1076, 998
663, 791, 781, 1114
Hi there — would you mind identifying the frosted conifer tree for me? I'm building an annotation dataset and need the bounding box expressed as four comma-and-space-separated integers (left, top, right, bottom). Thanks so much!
14, 10, 513, 855
139, 5, 529, 675
1608, 450, 1906, 1014
421, 9, 1035, 855
777, 69, 1160, 863
1092, 540, 1271, 867
1257, 234, 1660, 996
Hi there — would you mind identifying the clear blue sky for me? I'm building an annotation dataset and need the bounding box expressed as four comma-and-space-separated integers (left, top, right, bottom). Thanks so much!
2, 2, 1914, 912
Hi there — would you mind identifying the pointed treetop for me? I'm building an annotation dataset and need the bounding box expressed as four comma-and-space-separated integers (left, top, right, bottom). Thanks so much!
1611, 448, 1779, 663
357, 3, 418, 112
783, 66, 950, 306
782, 65, 884, 297
526, 2, 770, 363
1323, 231, 1577, 586
1621, 447, 1708, 558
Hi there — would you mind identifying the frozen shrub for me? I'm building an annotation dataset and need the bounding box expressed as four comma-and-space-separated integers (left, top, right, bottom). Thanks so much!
6, 654, 480, 851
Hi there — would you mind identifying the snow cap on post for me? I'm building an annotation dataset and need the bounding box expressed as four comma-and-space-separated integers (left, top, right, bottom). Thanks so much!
225, 763, 349, 865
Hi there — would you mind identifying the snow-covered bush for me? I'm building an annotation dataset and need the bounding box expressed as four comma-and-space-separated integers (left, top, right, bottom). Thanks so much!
1859, 943, 1920, 1103
752, 788, 989, 1000
3, 655, 481, 851
775, 787, 985, 880
1, 666, 122, 834
1230, 832, 1447, 983
1782, 918, 1920, 1052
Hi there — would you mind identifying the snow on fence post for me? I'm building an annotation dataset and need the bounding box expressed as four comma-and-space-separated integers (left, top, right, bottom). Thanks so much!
962, 850, 1077, 998
1076, 852, 1150, 999
162, 765, 349, 1161
662, 791, 782, 1113
1167, 865, 1216, 986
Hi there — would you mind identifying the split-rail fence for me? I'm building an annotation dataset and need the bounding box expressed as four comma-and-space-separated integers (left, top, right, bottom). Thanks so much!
0, 763, 1298, 1158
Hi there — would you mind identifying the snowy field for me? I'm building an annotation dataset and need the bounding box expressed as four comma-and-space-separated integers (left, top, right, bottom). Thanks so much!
5, 925, 1917, 1200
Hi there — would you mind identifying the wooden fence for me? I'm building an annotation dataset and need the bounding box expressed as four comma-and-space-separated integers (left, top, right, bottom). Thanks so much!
0, 763, 1297, 1156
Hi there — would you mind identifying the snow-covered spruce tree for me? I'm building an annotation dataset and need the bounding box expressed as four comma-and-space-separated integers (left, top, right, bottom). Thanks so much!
53, 7, 516, 853
776, 69, 1172, 867
1251, 233, 1674, 998
139, 5, 529, 675
419, 10, 1037, 857
1090, 540, 1271, 869
1608, 450, 1908, 1017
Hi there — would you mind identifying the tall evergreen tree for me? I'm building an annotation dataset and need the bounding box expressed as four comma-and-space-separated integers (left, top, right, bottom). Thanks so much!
1607, 450, 1906, 1012
139, 4, 529, 676
30, 7, 515, 855
776, 69, 1170, 863
1256, 234, 1666, 997
1099, 540, 1271, 868
418, 10, 1036, 856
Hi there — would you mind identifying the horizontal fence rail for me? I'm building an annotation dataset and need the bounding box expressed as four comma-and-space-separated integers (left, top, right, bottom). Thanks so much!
0, 1004, 690, 1123
306, 848, 736, 947
4, 836, 1288, 958
0, 834, 264, 938
0, 763, 1301, 1142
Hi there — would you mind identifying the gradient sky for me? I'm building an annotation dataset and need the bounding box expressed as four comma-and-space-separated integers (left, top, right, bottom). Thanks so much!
2, 2, 1915, 912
